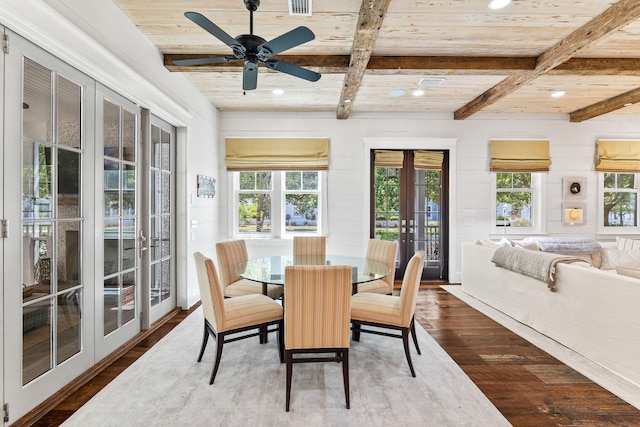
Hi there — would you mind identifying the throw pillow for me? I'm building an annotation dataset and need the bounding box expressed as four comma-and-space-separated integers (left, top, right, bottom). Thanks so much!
616, 265, 640, 280
616, 236, 640, 251
600, 248, 640, 270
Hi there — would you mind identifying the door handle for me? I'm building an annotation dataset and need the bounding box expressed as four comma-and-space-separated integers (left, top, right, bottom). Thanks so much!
139, 229, 148, 257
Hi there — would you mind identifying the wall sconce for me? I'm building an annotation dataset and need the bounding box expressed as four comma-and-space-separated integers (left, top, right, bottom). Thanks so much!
563, 207, 584, 225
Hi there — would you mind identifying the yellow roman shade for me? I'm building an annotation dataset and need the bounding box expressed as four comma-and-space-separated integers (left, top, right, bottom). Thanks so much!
489, 139, 551, 172
595, 139, 640, 172
225, 138, 329, 171
374, 150, 404, 168
414, 150, 443, 170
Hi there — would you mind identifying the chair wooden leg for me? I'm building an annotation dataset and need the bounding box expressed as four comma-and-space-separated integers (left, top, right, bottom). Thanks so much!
209, 332, 225, 385
285, 351, 293, 412
402, 328, 416, 377
259, 326, 268, 344
410, 318, 421, 355
342, 349, 350, 409
278, 320, 284, 363
197, 321, 210, 362
351, 321, 361, 342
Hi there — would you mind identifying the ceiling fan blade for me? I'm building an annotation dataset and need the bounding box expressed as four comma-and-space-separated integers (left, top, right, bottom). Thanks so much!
256, 27, 315, 61
172, 56, 240, 66
184, 12, 246, 58
264, 60, 321, 82
243, 62, 259, 91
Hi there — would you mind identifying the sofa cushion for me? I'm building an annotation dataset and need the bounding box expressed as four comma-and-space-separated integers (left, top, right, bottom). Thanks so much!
616, 265, 640, 280
601, 248, 640, 270
616, 236, 640, 251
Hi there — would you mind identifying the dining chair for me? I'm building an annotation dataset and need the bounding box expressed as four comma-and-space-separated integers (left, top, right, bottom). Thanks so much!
292, 236, 326, 257
357, 239, 398, 294
284, 264, 352, 412
350, 250, 425, 377
193, 252, 284, 385
216, 239, 283, 299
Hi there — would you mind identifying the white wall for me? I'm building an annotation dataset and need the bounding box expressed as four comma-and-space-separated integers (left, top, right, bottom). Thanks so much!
219, 111, 640, 282
0, 0, 222, 309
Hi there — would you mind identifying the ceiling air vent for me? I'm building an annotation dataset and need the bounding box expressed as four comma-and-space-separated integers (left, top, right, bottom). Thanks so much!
289, 0, 312, 16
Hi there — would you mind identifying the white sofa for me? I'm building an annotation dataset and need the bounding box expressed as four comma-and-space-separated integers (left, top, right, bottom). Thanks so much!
461, 241, 640, 389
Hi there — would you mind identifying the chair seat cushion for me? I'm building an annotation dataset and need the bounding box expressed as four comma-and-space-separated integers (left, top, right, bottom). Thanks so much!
357, 279, 391, 294
225, 279, 283, 299
222, 294, 283, 331
351, 293, 404, 327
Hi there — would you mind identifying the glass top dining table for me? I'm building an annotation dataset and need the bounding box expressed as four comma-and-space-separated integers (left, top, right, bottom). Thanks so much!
235, 255, 390, 294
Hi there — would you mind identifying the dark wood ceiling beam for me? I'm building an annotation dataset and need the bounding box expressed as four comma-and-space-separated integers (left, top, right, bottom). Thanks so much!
336, 0, 391, 120
165, 54, 640, 76
570, 87, 640, 122
454, 0, 640, 120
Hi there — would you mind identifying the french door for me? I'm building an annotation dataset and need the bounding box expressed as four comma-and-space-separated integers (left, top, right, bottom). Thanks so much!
371, 150, 449, 280
2, 31, 176, 423
3, 31, 97, 421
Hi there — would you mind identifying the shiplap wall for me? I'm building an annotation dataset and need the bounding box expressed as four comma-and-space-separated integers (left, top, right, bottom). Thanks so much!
219, 111, 640, 282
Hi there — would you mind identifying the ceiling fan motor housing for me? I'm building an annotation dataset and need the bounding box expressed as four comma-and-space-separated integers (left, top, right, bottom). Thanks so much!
244, 0, 260, 12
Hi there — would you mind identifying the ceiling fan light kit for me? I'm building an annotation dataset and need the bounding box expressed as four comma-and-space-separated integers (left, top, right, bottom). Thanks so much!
174, 0, 321, 91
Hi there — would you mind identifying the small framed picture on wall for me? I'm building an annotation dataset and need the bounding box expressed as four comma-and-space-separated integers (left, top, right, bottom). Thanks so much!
197, 175, 216, 198
563, 176, 586, 201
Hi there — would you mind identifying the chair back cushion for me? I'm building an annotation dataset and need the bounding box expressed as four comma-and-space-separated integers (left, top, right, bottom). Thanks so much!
293, 236, 327, 258
366, 239, 398, 290
399, 251, 426, 326
216, 240, 249, 289
194, 252, 226, 331
284, 265, 351, 350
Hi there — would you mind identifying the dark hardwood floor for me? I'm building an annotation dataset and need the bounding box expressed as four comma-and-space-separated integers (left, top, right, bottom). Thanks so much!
30, 283, 640, 427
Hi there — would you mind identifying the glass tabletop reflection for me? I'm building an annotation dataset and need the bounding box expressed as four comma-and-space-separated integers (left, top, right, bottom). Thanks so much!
236, 255, 390, 290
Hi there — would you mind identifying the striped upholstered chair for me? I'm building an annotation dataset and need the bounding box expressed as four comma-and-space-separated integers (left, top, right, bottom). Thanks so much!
193, 252, 283, 384
357, 239, 398, 294
292, 236, 326, 257
350, 250, 425, 377
216, 239, 283, 299
283, 265, 352, 411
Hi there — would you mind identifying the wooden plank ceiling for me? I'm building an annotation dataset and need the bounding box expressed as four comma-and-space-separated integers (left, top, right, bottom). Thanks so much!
113, 0, 640, 121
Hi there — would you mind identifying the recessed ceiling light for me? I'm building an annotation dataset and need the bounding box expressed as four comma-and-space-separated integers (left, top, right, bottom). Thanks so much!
488, 0, 511, 9
551, 91, 566, 98
388, 89, 406, 97
344, 99, 352, 103
272, 88, 284, 95
412, 90, 425, 97
624, 103, 634, 107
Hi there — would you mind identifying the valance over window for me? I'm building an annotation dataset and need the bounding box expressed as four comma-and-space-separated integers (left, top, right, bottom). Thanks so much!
225, 138, 329, 171
489, 139, 551, 172
374, 150, 404, 168
595, 139, 640, 172
414, 150, 443, 170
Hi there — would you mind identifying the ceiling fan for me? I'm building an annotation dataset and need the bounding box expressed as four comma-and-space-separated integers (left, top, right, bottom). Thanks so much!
174, 0, 321, 91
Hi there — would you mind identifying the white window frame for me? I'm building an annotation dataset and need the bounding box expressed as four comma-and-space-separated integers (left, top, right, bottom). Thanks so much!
597, 172, 640, 235
491, 172, 545, 236
231, 170, 326, 238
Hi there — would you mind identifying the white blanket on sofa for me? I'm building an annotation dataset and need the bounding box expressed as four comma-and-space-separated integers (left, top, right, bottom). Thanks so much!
491, 246, 584, 291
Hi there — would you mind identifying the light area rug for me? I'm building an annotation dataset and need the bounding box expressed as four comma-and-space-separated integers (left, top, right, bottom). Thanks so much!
63, 306, 510, 427
442, 285, 640, 411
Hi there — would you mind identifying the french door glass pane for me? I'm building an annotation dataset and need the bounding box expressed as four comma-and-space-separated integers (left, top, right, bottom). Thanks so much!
56, 289, 82, 364
104, 219, 120, 276
22, 142, 53, 220
57, 221, 80, 291
57, 148, 80, 218
104, 101, 120, 158
122, 271, 136, 325
103, 277, 119, 336
57, 75, 81, 149
122, 110, 136, 162
122, 218, 136, 270
23, 58, 52, 142
23, 299, 53, 384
